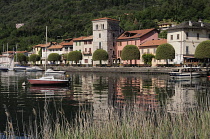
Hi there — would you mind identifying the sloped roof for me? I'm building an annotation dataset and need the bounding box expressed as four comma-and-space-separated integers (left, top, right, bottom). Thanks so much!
60, 39, 74, 46
168, 21, 210, 30
83, 35, 93, 40
33, 43, 51, 48
73, 36, 87, 41
92, 17, 119, 22
3, 51, 27, 54
139, 39, 167, 47
117, 28, 156, 40
48, 45, 63, 49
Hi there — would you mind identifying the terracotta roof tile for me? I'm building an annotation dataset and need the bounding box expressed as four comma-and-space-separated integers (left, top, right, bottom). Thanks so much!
60, 39, 74, 46
92, 17, 119, 22
48, 45, 63, 49
73, 36, 87, 41
139, 39, 167, 47
42, 43, 51, 48
3, 51, 27, 54
83, 35, 93, 40
117, 28, 156, 40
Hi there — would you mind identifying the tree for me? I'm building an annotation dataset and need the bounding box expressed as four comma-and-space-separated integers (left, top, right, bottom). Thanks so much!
121, 45, 140, 65
38, 49, 42, 64
156, 43, 175, 66
63, 53, 68, 64
29, 54, 40, 65
48, 53, 61, 64
15, 53, 27, 65
142, 53, 155, 65
195, 40, 210, 66
195, 40, 210, 59
68, 51, 82, 65
92, 49, 108, 66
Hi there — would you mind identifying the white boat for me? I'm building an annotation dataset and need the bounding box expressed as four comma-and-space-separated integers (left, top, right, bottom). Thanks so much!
13, 66, 27, 72
169, 67, 201, 78
26, 66, 44, 72
0, 64, 9, 72
28, 75, 70, 85
45, 68, 66, 74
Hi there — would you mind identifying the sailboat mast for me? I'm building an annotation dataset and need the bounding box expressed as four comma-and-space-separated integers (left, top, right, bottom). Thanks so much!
45, 26, 47, 71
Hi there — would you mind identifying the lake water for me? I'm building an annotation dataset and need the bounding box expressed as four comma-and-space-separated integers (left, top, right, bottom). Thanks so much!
0, 71, 210, 136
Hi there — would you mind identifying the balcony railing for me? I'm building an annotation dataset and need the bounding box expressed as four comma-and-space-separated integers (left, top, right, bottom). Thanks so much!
112, 55, 116, 58
83, 52, 92, 56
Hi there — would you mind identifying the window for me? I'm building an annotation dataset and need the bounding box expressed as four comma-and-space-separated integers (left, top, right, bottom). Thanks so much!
96, 24, 98, 30
177, 34, 179, 40
85, 48, 87, 52
118, 42, 122, 46
89, 48, 91, 53
186, 46, 189, 54
101, 24, 104, 29
147, 49, 149, 53
197, 33, 199, 40
153, 48, 156, 53
99, 33, 101, 38
170, 35, 173, 40
186, 32, 188, 39
142, 49, 144, 54
99, 42, 101, 49
85, 59, 88, 63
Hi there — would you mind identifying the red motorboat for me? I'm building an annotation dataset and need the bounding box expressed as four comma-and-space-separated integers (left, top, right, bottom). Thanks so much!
28, 76, 70, 85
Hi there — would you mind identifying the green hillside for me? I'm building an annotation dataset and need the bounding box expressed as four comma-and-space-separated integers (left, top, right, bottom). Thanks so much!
1, 0, 210, 52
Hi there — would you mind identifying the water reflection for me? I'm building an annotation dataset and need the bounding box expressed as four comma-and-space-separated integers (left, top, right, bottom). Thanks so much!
0, 71, 210, 135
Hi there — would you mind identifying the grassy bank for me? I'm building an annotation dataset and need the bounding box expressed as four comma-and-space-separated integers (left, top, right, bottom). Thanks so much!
3, 104, 210, 139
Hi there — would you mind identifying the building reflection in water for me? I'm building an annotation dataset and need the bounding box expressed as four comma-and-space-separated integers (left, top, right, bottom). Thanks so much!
166, 78, 201, 114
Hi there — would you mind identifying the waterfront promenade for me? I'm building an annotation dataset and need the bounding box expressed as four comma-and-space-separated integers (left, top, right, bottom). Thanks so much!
45, 66, 209, 75
49, 66, 174, 74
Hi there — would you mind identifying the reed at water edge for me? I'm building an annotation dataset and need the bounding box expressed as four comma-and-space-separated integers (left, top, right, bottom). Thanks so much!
2, 102, 210, 139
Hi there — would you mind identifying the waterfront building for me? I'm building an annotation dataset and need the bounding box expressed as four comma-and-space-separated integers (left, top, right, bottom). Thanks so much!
92, 17, 124, 65
167, 20, 210, 65
116, 28, 159, 65
139, 39, 167, 67
82, 36, 93, 65
0, 51, 28, 66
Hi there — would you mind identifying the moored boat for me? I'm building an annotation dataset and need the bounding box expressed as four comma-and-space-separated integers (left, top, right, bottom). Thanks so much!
26, 66, 44, 72
28, 76, 70, 85
169, 67, 201, 78
45, 68, 66, 74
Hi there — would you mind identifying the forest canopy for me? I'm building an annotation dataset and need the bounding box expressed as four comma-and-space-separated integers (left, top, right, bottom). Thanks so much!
0, 0, 210, 52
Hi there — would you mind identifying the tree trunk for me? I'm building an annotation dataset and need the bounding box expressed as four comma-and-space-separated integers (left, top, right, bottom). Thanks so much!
166, 59, 168, 67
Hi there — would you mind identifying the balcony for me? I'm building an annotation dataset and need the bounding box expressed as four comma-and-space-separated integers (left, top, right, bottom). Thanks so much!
112, 55, 116, 58
83, 52, 92, 56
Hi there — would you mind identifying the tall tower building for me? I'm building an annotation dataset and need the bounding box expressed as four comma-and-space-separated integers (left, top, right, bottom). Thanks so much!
92, 17, 123, 65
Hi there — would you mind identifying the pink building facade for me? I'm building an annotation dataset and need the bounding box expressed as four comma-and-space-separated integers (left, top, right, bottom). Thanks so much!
115, 28, 158, 65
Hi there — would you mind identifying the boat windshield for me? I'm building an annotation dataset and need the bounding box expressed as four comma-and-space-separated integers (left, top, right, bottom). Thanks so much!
171, 69, 180, 72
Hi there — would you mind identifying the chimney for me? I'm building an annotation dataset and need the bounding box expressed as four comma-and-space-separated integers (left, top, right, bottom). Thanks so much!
189, 21, 192, 26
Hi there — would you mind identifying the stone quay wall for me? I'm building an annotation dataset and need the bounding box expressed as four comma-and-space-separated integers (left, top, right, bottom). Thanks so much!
47, 66, 173, 74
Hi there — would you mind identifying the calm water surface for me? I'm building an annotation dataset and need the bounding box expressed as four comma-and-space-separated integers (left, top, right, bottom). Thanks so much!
0, 71, 210, 134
